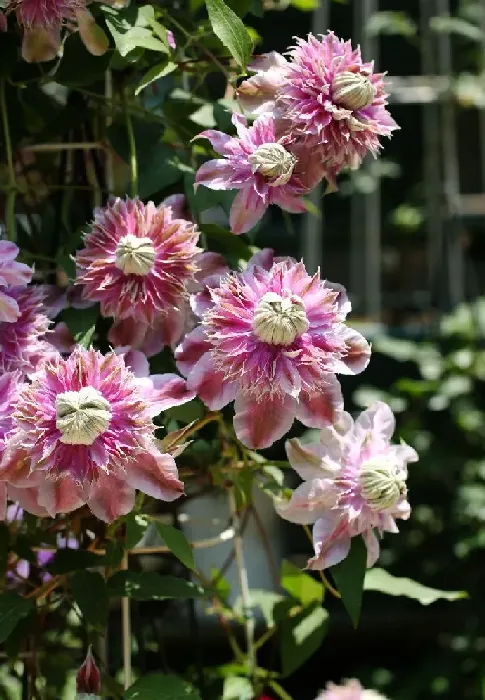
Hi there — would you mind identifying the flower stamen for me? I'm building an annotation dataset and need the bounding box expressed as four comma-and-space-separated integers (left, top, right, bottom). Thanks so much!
115, 233, 156, 275
249, 143, 297, 186
252, 291, 309, 345
56, 386, 111, 445
360, 456, 406, 512
332, 71, 375, 111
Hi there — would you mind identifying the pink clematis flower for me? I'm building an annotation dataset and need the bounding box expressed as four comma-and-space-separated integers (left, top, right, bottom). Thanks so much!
277, 402, 417, 569
0, 346, 195, 521
176, 250, 370, 449
194, 113, 325, 234
75, 196, 202, 352
76, 647, 101, 699
5, 0, 110, 62
237, 32, 398, 186
316, 680, 389, 700
0, 240, 33, 323
0, 286, 51, 375
0, 371, 24, 519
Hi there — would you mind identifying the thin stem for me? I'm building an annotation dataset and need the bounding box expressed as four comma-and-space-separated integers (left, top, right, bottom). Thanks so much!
0, 77, 16, 240
123, 89, 138, 198
302, 525, 341, 599
121, 553, 132, 689
268, 680, 294, 700
229, 489, 256, 680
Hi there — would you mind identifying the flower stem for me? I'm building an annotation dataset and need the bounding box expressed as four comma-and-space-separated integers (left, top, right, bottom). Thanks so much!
302, 524, 341, 598
123, 88, 138, 198
268, 680, 295, 700
0, 77, 17, 241
229, 489, 256, 680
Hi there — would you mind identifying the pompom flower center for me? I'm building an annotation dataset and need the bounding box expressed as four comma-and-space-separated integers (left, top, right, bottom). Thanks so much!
359, 456, 406, 512
115, 234, 156, 275
248, 143, 297, 186
252, 291, 309, 345
332, 71, 375, 111
56, 386, 112, 445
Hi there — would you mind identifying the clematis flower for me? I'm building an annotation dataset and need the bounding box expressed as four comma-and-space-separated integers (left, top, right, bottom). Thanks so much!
194, 113, 325, 234
176, 250, 370, 449
316, 680, 389, 700
277, 402, 417, 569
0, 371, 24, 519
76, 647, 101, 700
5, 0, 109, 62
237, 32, 398, 185
0, 240, 33, 322
75, 196, 202, 351
0, 346, 195, 521
0, 286, 51, 375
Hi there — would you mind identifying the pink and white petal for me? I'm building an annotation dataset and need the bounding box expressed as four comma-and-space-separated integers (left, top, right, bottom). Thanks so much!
286, 437, 340, 481
37, 477, 87, 518
145, 307, 186, 349
194, 252, 228, 284
139, 373, 196, 416
332, 327, 371, 375
230, 187, 268, 235
108, 318, 150, 350
276, 478, 338, 525
161, 194, 190, 220
194, 130, 232, 155
22, 26, 61, 62
0, 441, 43, 487
248, 50, 288, 72
175, 327, 212, 376
190, 289, 216, 317
187, 352, 237, 410
392, 441, 419, 464
115, 347, 150, 377
296, 376, 344, 429
88, 475, 136, 522
195, 159, 236, 190
233, 392, 297, 449
307, 515, 351, 570
272, 191, 307, 214
362, 528, 380, 567
246, 248, 275, 271
8, 485, 49, 518
47, 322, 75, 353
0, 240, 20, 262
356, 401, 396, 441
0, 291, 20, 323
231, 112, 249, 138
75, 8, 109, 56
124, 451, 184, 502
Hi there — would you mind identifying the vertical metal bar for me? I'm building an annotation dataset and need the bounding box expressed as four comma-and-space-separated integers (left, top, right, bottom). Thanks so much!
362, 0, 382, 319
437, 0, 465, 306
301, 0, 330, 274
420, 0, 444, 308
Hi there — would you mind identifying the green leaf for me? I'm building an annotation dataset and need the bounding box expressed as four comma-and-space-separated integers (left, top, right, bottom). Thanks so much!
223, 677, 254, 700
289, 0, 319, 11
366, 11, 417, 36
107, 571, 206, 600
126, 513, 150, 549
0, 524, 9, 577
104, 5, 169, 56
62, 304, 99, 348
0, 593, 35, 644
330, 536, 367, 628
47, 548, 105, 575
205, 0, 253, 69
154, 522, 196, 572
135, 61, 177, 96
281, 560, 323, 606
201, 224, 254, 264
234, 589, 287, 628
70, 570, 109, 629
364, 568, 468, 605
124, 673, 202, 699
280, 603, 328, 677
430, 15, 483, 41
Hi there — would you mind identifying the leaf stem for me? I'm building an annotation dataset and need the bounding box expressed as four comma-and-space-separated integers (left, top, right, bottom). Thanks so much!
0, 77, 16, 241
123, 88, 138, 198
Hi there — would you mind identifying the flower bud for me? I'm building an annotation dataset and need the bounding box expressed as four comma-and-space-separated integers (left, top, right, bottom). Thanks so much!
248, 143, 296, 186
76, 647, 101, 699
252, 292, 309, 345
333, 71, 375, 111
56, 386, 111, 445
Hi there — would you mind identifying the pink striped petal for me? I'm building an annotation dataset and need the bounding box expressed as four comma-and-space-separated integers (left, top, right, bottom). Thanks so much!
296, 376, 343, 429
175, 327, 212, 377
186, 352, 236, 410
88, 475, 136, 522
124, 451, 184, 502
229, 187, 268, 234
233, 391, 297, 449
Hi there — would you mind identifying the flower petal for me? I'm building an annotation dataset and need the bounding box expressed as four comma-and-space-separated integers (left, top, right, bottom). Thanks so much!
362, 528, 380, 567
276, 478, 337, 524
233, 391, 297, 449
0, 291, 20, 323
296, 376, 343, 429
356, 401, 395, 441
8, 485, 49, 517
307, 514, 351, 570
22, 26, 60, 63
139, 373, 196, 416
285, 437, 340, 481
332, 327, 371, 375
37, 477, 87, 518
175, 327, 211, 376
186, 352, 236, 410
195, 159, 236, 190
195, 130, 232, 155
75, 8, 109, 56
124, 451, 184, 502
88, 475, 136, 522
229, 187, 268, 235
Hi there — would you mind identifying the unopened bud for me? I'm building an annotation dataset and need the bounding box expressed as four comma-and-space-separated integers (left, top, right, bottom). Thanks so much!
333, 71, 375, 111
76, 647, 101, 699
249, 143, 296, 187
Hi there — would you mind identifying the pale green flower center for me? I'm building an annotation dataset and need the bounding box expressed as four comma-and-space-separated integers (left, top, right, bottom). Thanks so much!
252, 292, 309, 345
359, 456, 406, 512
115, 233, 156, 275
248, 143, 297, 186
333, 71, 375, 111
56, 387, 111, 446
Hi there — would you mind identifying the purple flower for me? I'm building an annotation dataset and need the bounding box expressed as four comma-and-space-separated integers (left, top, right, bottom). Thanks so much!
194, 113, 325, 234
277, 402, 417, 569
0, 241, 33, 323
316, 680, 389, 700
176, 250, 370, 449
237, 32, 398, 185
